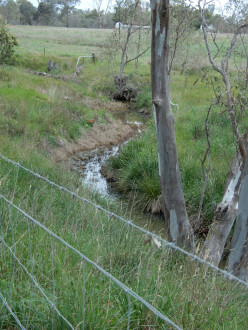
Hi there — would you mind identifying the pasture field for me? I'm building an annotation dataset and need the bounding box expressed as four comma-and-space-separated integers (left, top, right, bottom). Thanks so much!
10, 25, 113, 57
0, 26, 248, 328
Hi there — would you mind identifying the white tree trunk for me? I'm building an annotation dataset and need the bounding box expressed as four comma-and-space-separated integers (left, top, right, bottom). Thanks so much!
199, 3, 247, 265
150, 0, 195, 251
227, 152, 248, 281
200, 152, 243, 265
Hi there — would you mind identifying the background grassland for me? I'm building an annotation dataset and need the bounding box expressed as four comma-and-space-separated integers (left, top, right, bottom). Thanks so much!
1, 25, 248, 328
10, 26, 112, 57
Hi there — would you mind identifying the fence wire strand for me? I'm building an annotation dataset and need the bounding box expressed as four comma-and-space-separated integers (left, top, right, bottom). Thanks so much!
0, 291, 25, 330
82, 260, 86, 330
0, 195, 181, 330
0, 154, 248, 289
1, 205, 17, 330
125, 290, 131, 330
50, 236, 55, 330
26, 221, 33, 329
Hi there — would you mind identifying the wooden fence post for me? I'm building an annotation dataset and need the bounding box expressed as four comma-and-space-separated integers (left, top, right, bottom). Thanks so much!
92, 53, 96, 63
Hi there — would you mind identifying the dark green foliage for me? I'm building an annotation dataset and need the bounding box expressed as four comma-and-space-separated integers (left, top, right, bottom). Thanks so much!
0, 26, 248, 328
58, 0, 80, 28
0, 0, 20, 25
33, 1, 57, 26
19, 0, 36, 25
0, 16, 18, 64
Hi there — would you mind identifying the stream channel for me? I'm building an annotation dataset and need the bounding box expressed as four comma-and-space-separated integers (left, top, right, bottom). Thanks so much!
69, 108, 167, 235
69, 110, 146, 197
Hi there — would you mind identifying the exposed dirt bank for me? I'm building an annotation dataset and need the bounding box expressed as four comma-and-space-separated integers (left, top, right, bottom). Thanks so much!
52, 120, 138, 163
82, 97, 130, 111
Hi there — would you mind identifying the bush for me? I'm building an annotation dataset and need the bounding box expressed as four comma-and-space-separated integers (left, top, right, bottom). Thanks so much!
0, 17, 18, 64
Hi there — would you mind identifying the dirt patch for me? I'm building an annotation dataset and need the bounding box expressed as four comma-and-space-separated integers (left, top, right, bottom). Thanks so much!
52, 120, 138, 162
82, 97, 129, 111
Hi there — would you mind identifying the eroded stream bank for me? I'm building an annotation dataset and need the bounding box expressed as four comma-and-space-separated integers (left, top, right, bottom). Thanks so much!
54, 102, 167, 236
69, 110, 147, 197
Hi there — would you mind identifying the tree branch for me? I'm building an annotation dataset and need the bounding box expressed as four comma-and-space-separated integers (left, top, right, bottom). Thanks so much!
124, 46, 150, 66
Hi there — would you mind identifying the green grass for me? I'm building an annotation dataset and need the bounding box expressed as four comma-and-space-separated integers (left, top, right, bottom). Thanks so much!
1, 160, 248, 329
108, 73, 241, 221
0, 26, 248, 329
0, 64, 111, 150
10, 26, 112, 57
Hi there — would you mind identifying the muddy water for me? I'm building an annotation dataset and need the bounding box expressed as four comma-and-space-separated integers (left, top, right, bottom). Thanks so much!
70, 111, 147, 197
112, 110, 147, 128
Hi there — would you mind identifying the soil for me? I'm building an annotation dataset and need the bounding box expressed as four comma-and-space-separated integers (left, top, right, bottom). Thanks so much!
52, 119, 138, 163
82, 97, 130, 111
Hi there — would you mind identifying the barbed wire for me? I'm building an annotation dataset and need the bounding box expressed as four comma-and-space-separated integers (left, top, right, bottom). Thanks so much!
0, 154, 248, 289
0, 195, 181, 330
0, 291, 25, 330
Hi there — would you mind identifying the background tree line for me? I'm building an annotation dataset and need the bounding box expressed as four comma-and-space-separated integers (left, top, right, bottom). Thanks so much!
0, 0, 114, 28
0, 0, 245, 32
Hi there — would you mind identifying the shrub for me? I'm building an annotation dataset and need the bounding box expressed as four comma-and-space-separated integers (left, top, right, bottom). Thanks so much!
0, 17, 18, 64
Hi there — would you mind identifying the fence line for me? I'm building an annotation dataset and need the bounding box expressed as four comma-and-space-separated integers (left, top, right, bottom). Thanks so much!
0, 194, 181, 330
0, 291, 25, 330
1, 154, 248, 289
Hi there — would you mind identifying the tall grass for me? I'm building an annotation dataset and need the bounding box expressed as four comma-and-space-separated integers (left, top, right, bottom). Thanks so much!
1, 159, 248, 329
1, 26, 248, 328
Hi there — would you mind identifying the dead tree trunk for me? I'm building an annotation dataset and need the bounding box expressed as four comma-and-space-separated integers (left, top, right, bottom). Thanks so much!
150, 0, 195, 251
200, 152, 242, 265
120, 26, 132, 75
227, 152, 248, 281
199, 2, 248, 265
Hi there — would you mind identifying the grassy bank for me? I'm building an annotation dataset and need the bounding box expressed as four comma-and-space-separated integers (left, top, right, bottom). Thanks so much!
108, 72, 243, 222
1, 25, 248, 328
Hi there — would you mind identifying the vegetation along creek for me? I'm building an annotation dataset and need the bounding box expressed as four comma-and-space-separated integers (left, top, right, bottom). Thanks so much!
1, 0, 248, 328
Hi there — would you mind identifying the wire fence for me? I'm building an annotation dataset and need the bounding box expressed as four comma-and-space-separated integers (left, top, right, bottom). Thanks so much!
0, 292, 25, 330
0, 154, 247, 289
0, 194, 180, 329
0, 154, 248, 329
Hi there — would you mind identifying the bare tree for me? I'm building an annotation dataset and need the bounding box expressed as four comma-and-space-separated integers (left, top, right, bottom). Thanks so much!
118, 0, 146, 75
150, 0, 195, 251
199, 0, 248, 265
94, 0, 112, 28
169, 0, 198, 74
